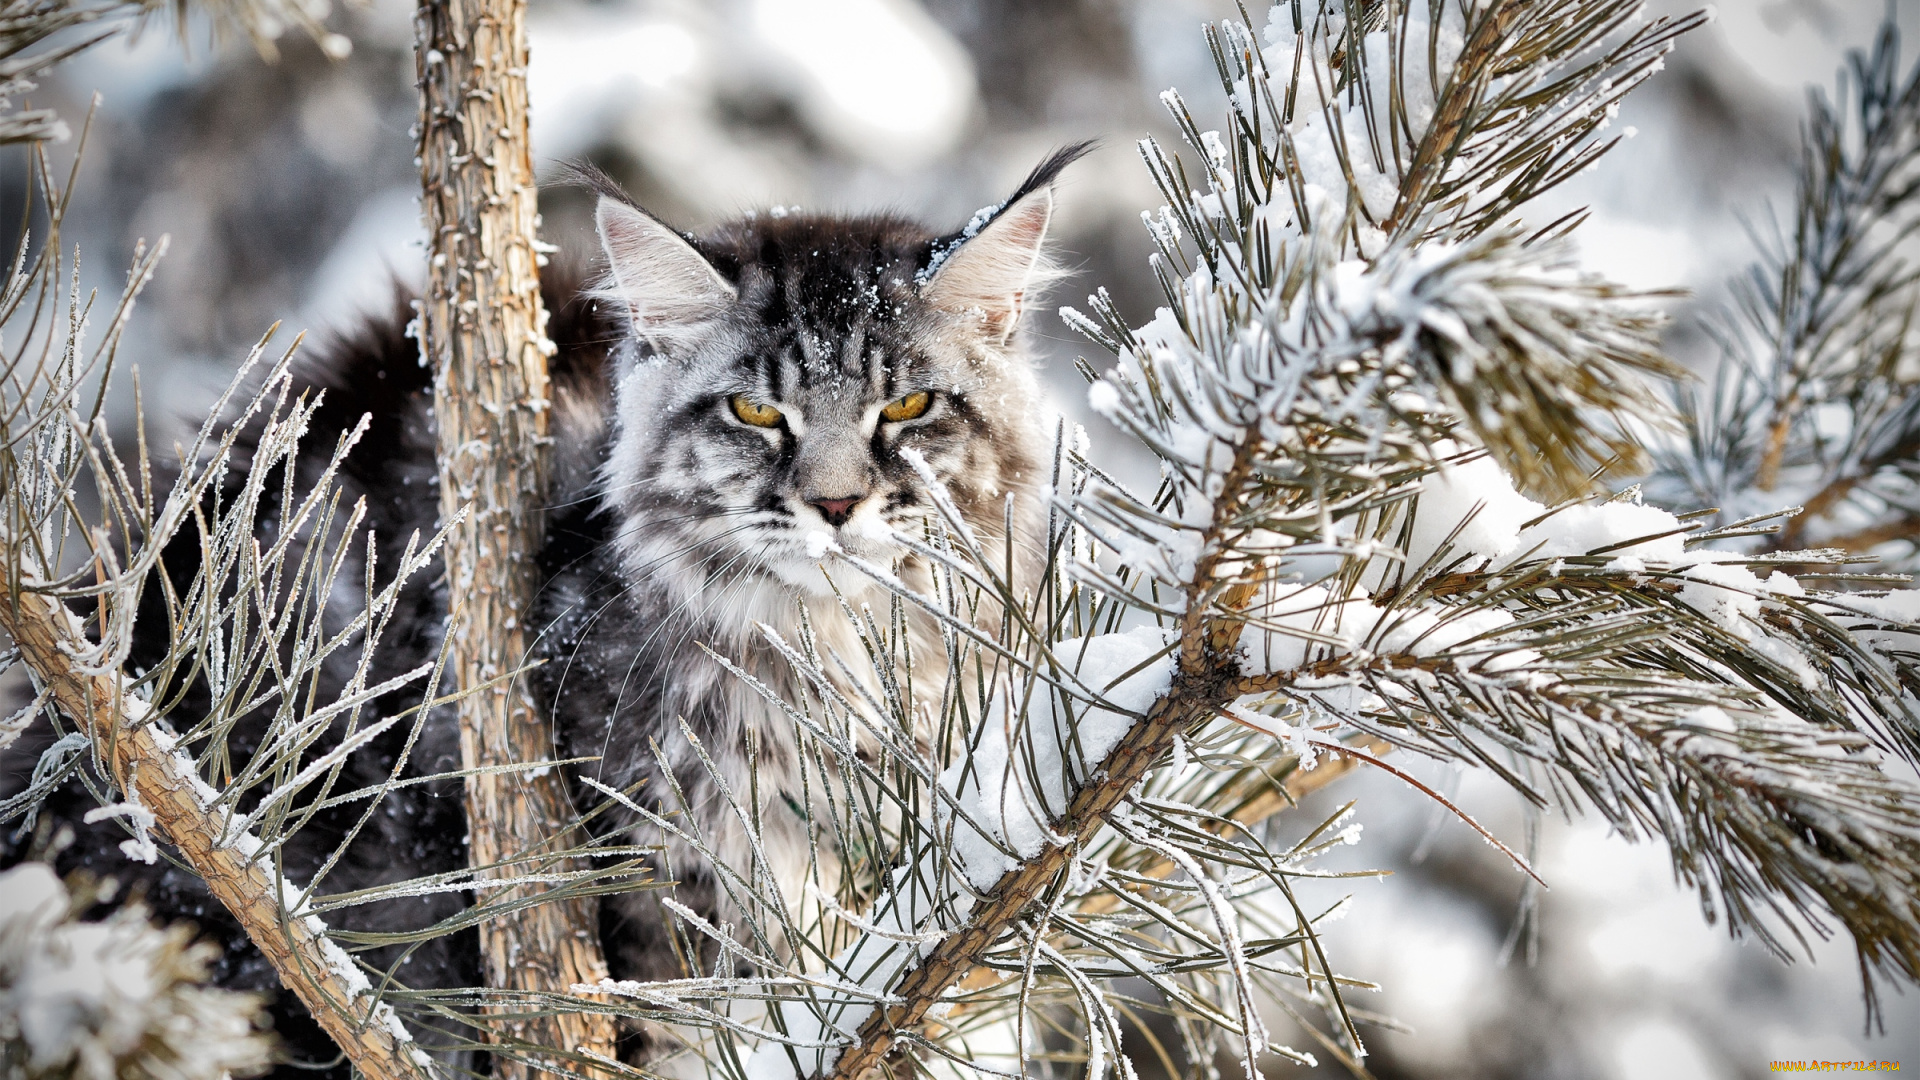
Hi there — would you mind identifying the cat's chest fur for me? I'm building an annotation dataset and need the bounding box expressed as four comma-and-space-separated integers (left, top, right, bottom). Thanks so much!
529, 458, 928, 839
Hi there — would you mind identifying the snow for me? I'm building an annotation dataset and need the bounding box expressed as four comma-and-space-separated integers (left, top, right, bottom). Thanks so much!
0, 863, 67, 928
0, 681, 45, 755
918, 198, 1006, 285
1086, 379, 1121, 418
1834, 589, 1920, 623
0, 864, 271, 1080
741, 628, 1177, 1080
1514, 501, 1685, 564
1401, 455, 1539, 571
1385, 450, 1834, 705
1392, 449, 1694, 581
527, 0, 974, 170
804, 530, 839, 560
743, 865, 977, 1080
1245, 580, 1529, 675
749, 0, 975, 167
1252, 3, 1466, 235
940, 626, 1177, 889
1391, 448, 1728, 586
1198, 447, 1849, 743
1672, 561, 1820, 688
1227, 701, 1330, 768
82, 799, 159, 865
11, 922, 158, 1070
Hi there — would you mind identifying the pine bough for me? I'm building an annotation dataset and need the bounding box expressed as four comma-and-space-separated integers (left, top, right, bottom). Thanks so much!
1648, 18, 1920, 570
0, 8, 647, 1077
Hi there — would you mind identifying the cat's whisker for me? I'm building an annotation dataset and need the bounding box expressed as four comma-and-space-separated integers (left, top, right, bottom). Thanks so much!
535, 521, 771, 715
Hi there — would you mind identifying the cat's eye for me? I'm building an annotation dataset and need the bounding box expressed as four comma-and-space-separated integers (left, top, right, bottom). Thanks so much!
881, 391, 931, 423
730, 395, 783, 428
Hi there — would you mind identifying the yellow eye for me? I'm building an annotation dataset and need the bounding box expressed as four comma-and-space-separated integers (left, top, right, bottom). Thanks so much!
730, 395, 783, 428
880, 391, 931, 423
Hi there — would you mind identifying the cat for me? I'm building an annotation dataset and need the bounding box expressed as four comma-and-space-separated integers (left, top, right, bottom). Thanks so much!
0, 142, 1088, 1075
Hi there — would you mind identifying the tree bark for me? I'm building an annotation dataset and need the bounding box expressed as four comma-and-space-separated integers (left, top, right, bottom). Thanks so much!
412, 0, 618, 1072
0, 585, 426, 1080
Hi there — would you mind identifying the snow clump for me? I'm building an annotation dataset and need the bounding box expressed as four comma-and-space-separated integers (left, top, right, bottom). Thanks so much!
0, 863, 273, 1080
939, 625, 1177, 889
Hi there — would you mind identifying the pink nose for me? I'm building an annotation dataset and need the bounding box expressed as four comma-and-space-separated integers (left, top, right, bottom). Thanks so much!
810, 496, 863, 526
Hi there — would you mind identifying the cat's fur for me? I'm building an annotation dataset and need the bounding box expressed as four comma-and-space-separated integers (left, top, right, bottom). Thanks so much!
0, 144, 1086, 1076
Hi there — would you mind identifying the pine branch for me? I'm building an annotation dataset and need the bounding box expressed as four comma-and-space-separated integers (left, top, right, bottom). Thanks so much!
1750, 23, 1920, 494
0, 0, 121, 145
1, 160, 505, 1076
1150, 0, 1698, 496
0, 220, 466, 1071
1652, 14, 1920, 559
1071, 732, 1385, 916
800, 237, 1689, 1080
0, 7, 641, 1075
0, 578, 429, 1080
0, 0, 349, 115
1384, 0, 1521, 233
1777, 418, 1920, 550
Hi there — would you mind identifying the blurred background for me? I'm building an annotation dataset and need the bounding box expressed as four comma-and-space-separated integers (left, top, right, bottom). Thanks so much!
18, 0, 1920, 1076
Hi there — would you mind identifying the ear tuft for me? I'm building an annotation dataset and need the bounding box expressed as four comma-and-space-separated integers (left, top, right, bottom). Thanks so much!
920, 142, 1093, 344
593, 196, 735, 340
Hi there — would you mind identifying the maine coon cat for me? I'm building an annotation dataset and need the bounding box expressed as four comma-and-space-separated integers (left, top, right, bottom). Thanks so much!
0, 143, 1087, 1075
541, 147, 1083, 990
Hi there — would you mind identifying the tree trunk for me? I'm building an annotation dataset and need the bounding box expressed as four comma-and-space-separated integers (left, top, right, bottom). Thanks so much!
412, 0, 618, 1073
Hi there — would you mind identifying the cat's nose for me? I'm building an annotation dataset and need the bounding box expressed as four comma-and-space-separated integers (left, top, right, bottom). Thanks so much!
809, 495, 865, 527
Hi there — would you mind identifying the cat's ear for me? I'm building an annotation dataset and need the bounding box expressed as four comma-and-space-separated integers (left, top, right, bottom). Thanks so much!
595, 197, 735, 337
921, 142, 1093, 344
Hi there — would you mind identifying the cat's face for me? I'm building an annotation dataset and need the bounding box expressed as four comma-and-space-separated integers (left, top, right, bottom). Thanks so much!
587, 153, 1081, 604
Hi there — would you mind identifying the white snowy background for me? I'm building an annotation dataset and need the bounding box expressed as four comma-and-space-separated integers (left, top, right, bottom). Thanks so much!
10, 0, 1920, 1077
